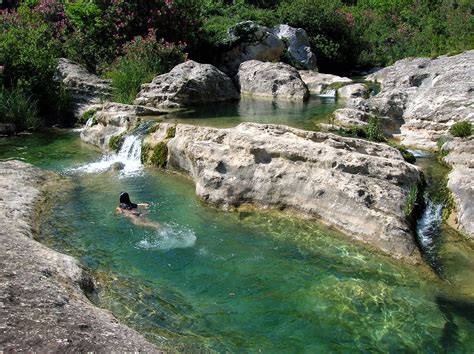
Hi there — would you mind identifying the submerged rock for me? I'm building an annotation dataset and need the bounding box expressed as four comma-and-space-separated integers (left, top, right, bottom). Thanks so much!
0, 160, 157, 351
219, 21, 286, 74
298, 71, 352, 95
272, 24, 317, 70
145, 122, 423, 263
236, 61, 309, 100
54, 58, 111, 118
134, 60, 239, 109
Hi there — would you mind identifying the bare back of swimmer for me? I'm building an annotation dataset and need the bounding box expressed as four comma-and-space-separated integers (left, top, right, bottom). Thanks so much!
116, 192, 160, 228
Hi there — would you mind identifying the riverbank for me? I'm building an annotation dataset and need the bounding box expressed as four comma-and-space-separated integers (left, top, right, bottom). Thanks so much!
0, 160, 157, 351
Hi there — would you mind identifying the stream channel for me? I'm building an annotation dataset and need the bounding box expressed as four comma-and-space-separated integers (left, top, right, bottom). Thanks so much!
1, 96, 474, 352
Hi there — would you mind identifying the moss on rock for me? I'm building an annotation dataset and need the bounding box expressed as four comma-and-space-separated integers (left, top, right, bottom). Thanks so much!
108, 133, 125, 152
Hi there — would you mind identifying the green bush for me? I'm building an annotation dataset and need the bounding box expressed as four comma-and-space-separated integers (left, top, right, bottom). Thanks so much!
105, 31, 186, 104
0, 86, 41, 132
366, 115, 386, 142
109, 133, 125, 152
449, 121, 472, 138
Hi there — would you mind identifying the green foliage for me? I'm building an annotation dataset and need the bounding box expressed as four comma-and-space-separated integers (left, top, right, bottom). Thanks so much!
166, 125, 177, 139
105, 31, 186, 104
430, 175, 455, 220
0, 86, 41, 132
366, 116, 386, 142
404, 185, 418, 217
449, 121, 472, 138
108, 133, 125, 152
143, 141, 169, 168
79, 109, 97, 125
389, 144, 416, 164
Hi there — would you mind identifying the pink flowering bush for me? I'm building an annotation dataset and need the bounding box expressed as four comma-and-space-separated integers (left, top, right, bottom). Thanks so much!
105, 29, 186, 104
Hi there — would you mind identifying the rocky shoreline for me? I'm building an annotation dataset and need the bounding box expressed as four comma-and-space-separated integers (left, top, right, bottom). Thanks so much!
0, 160, 157, 352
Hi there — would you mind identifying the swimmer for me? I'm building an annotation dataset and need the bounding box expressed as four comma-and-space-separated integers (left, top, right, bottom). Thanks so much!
116, 192, 160, 228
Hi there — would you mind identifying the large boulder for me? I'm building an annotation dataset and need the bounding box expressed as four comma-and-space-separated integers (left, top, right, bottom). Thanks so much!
236, 60, 309, 100
134, 61, 239, 109
144, 122, 423, 263
337, 83, 368, 99
333, 50, 474, 149
298, 71, 352, 94
219, 21, 285, 75
54, 58, 111, 118
272, 24, 317, 70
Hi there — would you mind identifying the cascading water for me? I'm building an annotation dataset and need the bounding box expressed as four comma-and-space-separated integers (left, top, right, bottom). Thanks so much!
75, 134, 143, 176
319, 88, 337, 98
416, 196, 443, 273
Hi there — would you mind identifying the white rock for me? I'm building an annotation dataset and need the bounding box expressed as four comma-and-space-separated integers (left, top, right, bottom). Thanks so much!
272, 24, 317, 70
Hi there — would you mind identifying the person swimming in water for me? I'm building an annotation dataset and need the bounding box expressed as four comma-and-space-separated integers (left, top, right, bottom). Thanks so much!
116, 192, 160, 228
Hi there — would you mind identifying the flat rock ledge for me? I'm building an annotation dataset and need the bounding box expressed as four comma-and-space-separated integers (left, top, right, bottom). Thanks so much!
0, 160, 157, 352
144, 122, 423, 263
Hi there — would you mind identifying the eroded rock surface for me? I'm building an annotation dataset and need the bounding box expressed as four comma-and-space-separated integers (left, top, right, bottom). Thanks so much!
0, 160, 157, 352
54, 58, 111, 118
442, 138, 474, 238
334, 51, 474, 148
236, 61, 309, 100
145, 122, 423, 262
298, 71, 352, 94
272, 24, 317, 70
134, 60, 239, 109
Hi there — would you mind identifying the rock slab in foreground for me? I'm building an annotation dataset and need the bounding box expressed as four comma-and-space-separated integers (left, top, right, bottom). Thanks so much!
54, 58, 111, 118
0, 160, 157, 352
148, 122, 423, 262
236, 61, 309, 100
134, 60, 240, 109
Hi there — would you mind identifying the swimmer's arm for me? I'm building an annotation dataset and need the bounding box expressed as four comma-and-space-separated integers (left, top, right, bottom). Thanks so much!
138, 202, 150, 208
129, 214, 161, 228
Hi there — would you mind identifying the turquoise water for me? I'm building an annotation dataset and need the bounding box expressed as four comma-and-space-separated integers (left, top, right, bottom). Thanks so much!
1, 130, 474, 352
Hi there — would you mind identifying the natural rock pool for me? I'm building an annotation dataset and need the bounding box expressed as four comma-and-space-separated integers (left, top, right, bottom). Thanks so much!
1, 99, 473, 352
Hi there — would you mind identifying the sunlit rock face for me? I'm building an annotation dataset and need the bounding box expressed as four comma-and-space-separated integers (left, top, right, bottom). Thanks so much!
236, 60, 309, 100
146, 122, 423, 263
134, 60, 240, 109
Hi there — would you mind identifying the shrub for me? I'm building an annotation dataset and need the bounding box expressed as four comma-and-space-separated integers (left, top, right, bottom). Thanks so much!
450, 120, 472, 138
366, 115, 385, 142
105, 30, 186, 104
0, 86, 41, 132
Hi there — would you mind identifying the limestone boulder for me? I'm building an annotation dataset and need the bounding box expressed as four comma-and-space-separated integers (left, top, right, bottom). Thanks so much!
219, 21, 285, 74
333, 50, 474, 149
54, 58, 111, 118
443, 138, 474, 239
146, 122, 423, 263
272, 24, 317, 70
236, 61, 309, 100
134, 61, 239, 109
298, 71, 352, 94
337, 83, 368, 98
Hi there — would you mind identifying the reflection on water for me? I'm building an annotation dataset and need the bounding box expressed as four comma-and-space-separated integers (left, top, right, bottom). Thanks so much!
162, 95, 340, 130
1, 124, 474, 352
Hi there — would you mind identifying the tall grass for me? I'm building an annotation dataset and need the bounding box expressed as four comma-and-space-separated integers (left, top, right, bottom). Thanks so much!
0, 86, 41, 132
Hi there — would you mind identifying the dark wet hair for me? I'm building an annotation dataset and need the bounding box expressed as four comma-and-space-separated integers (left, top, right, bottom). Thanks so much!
119, 192, 138, 209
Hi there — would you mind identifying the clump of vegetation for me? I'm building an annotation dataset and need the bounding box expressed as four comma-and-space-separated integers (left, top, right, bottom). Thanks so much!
148, 123, 161, 134
404, 185, 419, 217
166, 125, 177, 139
366, 116, 386, 142
79, 109, 97, 125
108, 133, 125, 152
449, 121, 472, 138
393, 145, 416, 164
105, 30, 186, 104
0, 86, 41, 132
142, 141, 169, 168
429, 175, 455, 220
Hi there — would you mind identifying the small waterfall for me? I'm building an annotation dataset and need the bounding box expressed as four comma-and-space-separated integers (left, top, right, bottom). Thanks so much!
319, 88, 337, 98
407, 149, 431, 158
75, 134, 143, 176
416, 196, 444, 273
85, 117, 96, 127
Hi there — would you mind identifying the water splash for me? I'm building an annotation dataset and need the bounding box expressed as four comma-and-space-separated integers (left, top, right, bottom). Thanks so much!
407, 149, 431, 158
416, 196, 443, 273
136, 223, 197, 250
319, 89, 337, 98
74, 134, 143, 177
